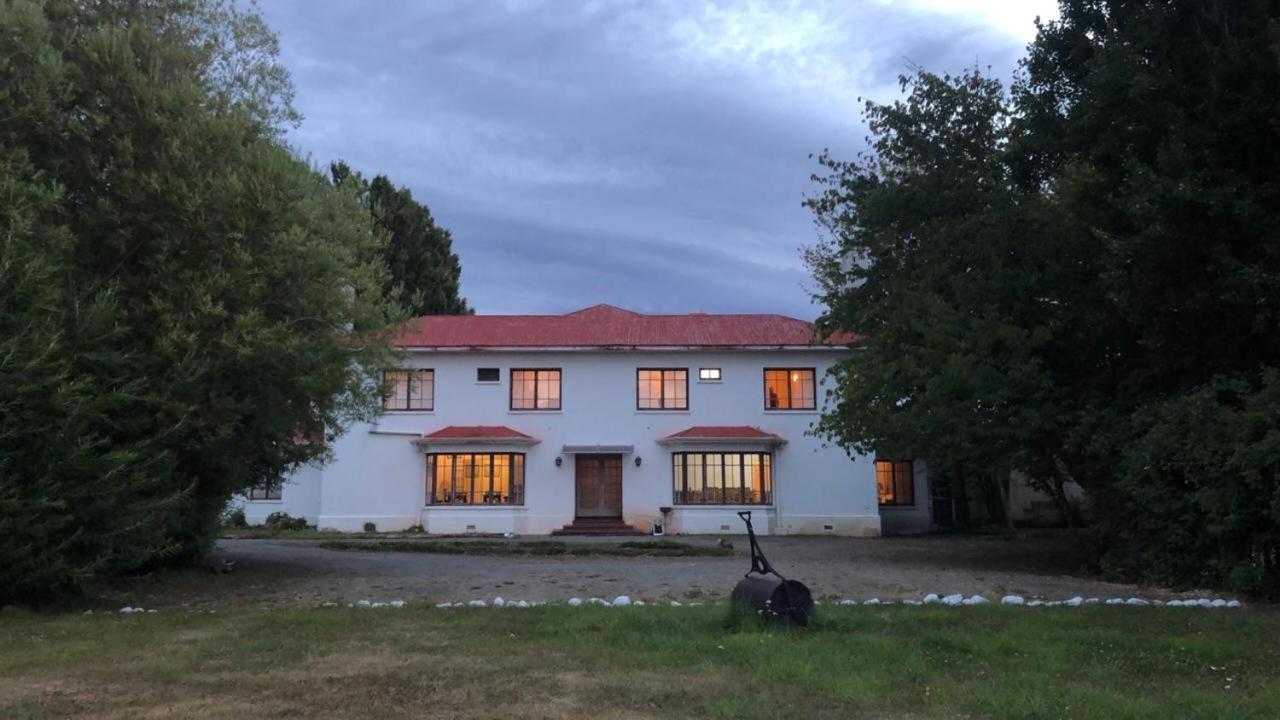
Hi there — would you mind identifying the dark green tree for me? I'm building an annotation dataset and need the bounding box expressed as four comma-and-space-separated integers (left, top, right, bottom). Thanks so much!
811, 0, 1280, 593
0, 0, 402, 603
331, 162, 469, 316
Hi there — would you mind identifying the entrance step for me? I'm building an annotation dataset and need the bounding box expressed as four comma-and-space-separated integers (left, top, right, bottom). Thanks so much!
552, 518, 647, 536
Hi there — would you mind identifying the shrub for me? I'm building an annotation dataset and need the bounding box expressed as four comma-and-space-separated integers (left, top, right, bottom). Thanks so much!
226, 508, 247, 528
264, 512, 308, 532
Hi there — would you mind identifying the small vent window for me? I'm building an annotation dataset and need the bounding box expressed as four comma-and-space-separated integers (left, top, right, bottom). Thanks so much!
477, 368, 500, 383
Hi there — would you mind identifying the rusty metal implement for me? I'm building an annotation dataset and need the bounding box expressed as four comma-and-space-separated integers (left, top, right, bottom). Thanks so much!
730, 511, 814, 626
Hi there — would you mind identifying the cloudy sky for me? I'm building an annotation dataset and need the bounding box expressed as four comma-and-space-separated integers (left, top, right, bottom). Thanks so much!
260, 0, 1058, 319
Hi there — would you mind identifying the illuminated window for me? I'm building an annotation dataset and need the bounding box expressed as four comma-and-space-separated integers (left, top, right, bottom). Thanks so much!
673, 452, 772, 505
383, 369, 434, 411
510, 369, 561, 410
248, 480, 282, 501
637, 369, 688, 410
698, 367, 722, 382
876, 460, 915, 507
427, 453, 525, 505
763, 368, 815, 410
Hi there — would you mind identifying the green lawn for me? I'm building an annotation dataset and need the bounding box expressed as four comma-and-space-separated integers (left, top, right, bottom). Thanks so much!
1, 604, 1276, 719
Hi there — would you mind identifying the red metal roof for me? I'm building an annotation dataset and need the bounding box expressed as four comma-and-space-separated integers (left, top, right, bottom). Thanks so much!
395, 304, 859, 349
660, 426, 786, 443
422, 426, 535, 441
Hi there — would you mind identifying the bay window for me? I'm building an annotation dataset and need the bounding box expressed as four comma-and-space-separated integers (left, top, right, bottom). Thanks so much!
427, 453, 525, 505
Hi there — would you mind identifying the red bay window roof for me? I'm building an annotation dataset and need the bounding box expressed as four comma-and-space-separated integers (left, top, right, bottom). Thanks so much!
416, 426, 539, 447
658, 426, 787, 446
395, 304, 860, 350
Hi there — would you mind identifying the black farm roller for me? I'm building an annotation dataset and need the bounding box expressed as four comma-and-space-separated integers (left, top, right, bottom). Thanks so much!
730, 511, 814, 626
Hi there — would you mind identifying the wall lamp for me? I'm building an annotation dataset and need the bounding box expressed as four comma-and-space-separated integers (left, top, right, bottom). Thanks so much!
634, 456, 642, 467
554, 456, 562, 467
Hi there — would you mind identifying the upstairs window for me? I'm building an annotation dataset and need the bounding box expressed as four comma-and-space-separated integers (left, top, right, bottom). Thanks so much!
764, 368, 815, 410
876, 459, 915, 507
637, 368, 688, 410
698, 368, 722, 382
384, 369, 434, 411
476, 367, 500, 383
510, 369, 561, 410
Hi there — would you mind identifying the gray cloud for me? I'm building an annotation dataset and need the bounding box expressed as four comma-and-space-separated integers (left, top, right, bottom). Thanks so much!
262, 0, 1047, 319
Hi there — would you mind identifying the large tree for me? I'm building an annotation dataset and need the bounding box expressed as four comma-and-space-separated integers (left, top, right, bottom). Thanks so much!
810, 0, 1280, 594
0, 0, 402, 603
331, 162, 469, 316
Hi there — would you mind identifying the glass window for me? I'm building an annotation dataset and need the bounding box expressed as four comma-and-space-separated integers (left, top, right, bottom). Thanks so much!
476, 367, 500, 383
698, 367, 722, 382
672, 452, 772, 505
876, 459, 915, 507
248, 480, 282, 501
510, 369, 561, 410
764, 368, 815, 410
427, 453, 526, 505
383, 369, 434, 411
637, 369, 688, 410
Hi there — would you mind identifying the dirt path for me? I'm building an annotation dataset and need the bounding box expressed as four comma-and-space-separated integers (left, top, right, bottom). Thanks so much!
106, 531, 1177, 610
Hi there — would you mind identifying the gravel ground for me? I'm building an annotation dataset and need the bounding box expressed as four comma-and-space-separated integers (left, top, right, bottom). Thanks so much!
107, 531, 1180, 610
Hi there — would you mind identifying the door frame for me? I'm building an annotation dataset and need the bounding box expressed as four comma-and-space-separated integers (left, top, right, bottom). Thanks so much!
574, 453, 623, 519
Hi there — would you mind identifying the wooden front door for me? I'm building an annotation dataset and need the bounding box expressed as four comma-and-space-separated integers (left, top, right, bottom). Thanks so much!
575, 454, 623, 518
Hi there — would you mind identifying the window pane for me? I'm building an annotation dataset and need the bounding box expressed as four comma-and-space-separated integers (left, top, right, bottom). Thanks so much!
664, 370, 687, 409
434, 454, 454, 503
638, 370, 661, 409
672, 455, 685, 504
511, 370, 535, 409
723, 453, 742, 503
474, 454, 492, 503
705, 454, 723, 503
418, 370, 434, 410
384, 370, 408, 410
512, 454, 525, 504
764, 370, 787, 409
790, 369, 814, 409
761, 454, 772, 503
686, 454, 703, 504
537, 370, 561, 409
699, 367, 721, 381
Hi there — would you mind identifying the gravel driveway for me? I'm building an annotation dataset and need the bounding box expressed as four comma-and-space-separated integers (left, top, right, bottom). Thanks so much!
112, 532, 1174, 609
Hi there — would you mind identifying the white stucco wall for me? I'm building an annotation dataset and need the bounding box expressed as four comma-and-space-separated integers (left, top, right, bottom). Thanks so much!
267, 348, 882, 536
236, 461, 323, 526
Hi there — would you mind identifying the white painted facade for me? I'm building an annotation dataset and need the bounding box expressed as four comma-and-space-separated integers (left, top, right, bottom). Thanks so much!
239, 347, 896, 536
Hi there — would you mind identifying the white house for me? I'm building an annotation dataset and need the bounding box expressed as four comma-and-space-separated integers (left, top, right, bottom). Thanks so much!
237, 304, 932, 536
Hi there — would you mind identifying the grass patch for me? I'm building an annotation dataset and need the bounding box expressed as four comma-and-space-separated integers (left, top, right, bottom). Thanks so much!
0, 605, 1276, 719
218, 527, 474, 540
316, 538, 732, 557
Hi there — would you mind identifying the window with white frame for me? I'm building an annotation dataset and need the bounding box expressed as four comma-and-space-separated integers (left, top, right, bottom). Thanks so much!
698, 367, 722, 382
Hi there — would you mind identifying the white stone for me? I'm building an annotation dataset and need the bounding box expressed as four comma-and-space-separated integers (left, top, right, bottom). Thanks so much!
612, 595, 632, 607
1227, 600, 1242, 608
515, 600, 530, 608
923, 593, 940, 604
838, 599, 858, 606
669, 600, 682, 607
1126, 598, 1148, 606
634, 600, 645, 607
389, 600, 406, 608
1105, 598, 1125, 605
493, 597, 506, 607
1065, 596, 1084, 607
902, 600, 922, 606
864, 598, 881, 606
1027, 600, 1044, 607
1197, 598, 1213, 607
589, 597, 609, 606
356, 599, 372, 607
435, 602, 453, 609
941, 593, 964, 606
1001, 595, 1025, 605
1211, 599, 1227, 608
1085, 598, 1100, 604
567, 597, 583, 607
468, 600, 487, 607
962, 595, 987, 605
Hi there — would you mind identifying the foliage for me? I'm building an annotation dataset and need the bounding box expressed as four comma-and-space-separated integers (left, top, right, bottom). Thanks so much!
0, 0, 402, 604
331, 162, 469, 316
264, 512, 309, 532
809, 0, 1280, 592
225, 508, 247, 528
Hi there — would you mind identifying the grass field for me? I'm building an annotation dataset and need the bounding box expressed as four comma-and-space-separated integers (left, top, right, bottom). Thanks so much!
2, 604, 1277, 719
